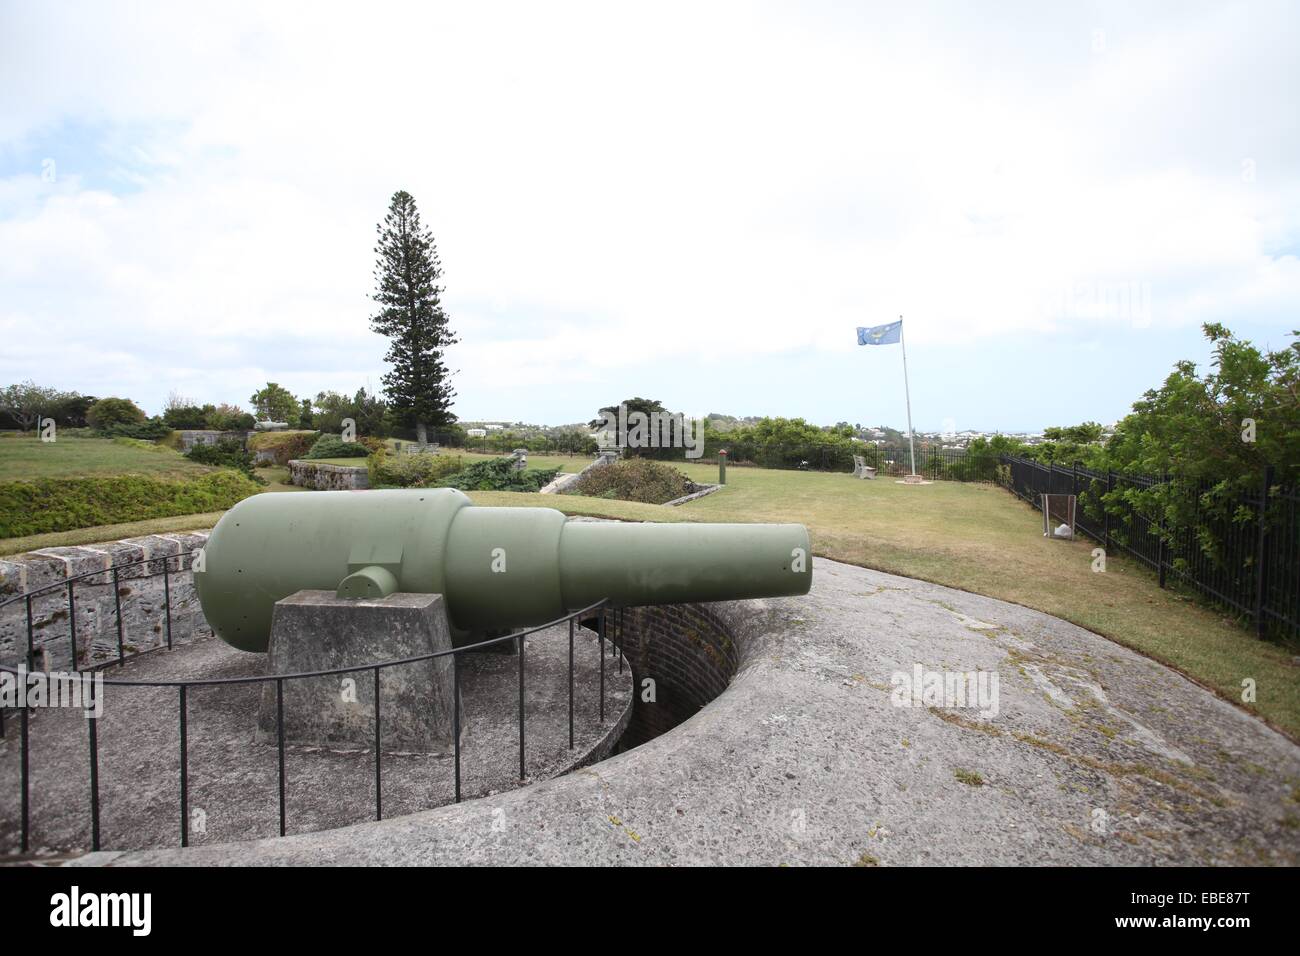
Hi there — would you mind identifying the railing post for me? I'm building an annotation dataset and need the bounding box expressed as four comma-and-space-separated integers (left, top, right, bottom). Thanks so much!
567, 619, 575, 750
517, 633, 526, 781
1255, 465, 1274, 639
88, 711, 100, 851
453, 655, 461, 803
276, 677, 286, 836
20, 704, 29, 853
598, 607, 605, 723
374, 666, 382, 821
179, 684, 188, 847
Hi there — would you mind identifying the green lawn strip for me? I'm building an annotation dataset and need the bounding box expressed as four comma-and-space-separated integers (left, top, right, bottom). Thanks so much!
0, 434, 212, 480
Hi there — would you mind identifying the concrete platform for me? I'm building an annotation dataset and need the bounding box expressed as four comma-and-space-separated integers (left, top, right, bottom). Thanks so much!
0, 622, 630, 854
60, 557, 1300, 865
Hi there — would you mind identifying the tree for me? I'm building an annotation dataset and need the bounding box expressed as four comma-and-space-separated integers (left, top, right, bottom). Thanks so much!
313, 387, 389, 437
249, 383, 301, 426
86, 397, 146, 430
369, 190, 458, 445
0, 380, 63, 432
1106, 324, 1299, 488
207, 404, 256, 431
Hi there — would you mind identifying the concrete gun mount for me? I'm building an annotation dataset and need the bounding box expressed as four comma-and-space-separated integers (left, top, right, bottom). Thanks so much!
195, 488, 812, 652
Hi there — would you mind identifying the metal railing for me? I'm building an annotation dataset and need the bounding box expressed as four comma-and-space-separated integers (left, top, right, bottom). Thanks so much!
0, 551, 628, 853
999, 455, 1298, 641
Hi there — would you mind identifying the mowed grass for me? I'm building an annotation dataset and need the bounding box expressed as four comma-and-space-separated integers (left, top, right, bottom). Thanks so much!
0, 512, 229, 556
0, 434, 214, 480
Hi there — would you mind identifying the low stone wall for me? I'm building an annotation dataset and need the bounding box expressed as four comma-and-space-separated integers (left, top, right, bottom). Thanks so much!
663, 483, 722, 507
287, 460, 370, 490
176, 430, 250, 452
0, 532, 211, 671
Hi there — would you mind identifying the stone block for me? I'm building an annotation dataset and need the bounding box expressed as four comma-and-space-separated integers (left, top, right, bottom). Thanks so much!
257, 590, 459, 753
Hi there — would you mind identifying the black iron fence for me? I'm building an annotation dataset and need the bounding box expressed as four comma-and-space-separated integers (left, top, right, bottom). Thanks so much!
699, 442, 996, 479
0, 551, 627, 853
999, 455, 1298, 641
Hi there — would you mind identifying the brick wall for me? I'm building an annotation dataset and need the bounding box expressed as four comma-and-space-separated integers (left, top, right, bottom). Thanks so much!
614, 602, 740, 748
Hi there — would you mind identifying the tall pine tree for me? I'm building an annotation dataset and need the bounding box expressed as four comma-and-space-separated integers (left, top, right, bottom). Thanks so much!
369, 190, 458, 444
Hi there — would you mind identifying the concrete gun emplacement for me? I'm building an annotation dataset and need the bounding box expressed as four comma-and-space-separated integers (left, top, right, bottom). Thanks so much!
194, 488, 813, 652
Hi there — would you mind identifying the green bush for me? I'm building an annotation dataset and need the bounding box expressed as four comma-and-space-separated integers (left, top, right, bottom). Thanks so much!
206, 404, 256, 431
437, 457, 559, 492
85, 397, 146, 430
163, 404, 210, 430
185, 438, 263, 481
96, 418, 173, 441
566, 458, 696, 504
305, 434, 371, 459
0, 472, 262, 538
368, 449, 465, 488
248, 430, 319, 465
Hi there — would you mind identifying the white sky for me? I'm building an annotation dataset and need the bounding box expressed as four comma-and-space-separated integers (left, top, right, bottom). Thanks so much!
1, 0, 1297, 430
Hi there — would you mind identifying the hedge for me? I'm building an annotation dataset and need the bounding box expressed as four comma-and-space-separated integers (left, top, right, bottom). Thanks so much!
0, 472, 263, 538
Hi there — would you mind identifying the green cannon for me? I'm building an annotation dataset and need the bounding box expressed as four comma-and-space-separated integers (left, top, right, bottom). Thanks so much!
195, 488, 812, 652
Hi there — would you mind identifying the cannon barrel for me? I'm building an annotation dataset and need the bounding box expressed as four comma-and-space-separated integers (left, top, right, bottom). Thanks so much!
195, 488, 812, 652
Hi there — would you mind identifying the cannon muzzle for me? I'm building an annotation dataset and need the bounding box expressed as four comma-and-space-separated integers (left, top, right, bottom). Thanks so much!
195, 489, 812, 652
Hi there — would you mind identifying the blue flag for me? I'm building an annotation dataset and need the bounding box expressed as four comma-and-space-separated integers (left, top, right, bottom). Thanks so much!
857, 320, 902, 346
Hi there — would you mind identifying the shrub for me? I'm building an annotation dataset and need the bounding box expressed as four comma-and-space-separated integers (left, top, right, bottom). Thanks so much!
566, 458, 696, 504
0, 472, 262, 538
438, 457, 559, 492
163, 404, 211, 430
305, 433, 371, 460
368, 449, 465, 488
248, 430, 319, 465
206, 404, 256, 431
86, 397, 146, 430
184, 437, 264, 482
97, 418, 174, 441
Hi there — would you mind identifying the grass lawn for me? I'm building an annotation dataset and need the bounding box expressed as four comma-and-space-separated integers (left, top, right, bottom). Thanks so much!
0, 434, 215, 480
0, 512, 228, 556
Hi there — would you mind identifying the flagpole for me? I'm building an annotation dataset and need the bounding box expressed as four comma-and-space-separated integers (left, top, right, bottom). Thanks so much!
900, 314, 917, 477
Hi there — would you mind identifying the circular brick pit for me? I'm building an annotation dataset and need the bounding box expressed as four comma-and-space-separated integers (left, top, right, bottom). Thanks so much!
610, 603, 740, 749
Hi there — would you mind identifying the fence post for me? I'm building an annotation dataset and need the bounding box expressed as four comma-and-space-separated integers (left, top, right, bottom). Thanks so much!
1103, 471, 1113, 554
1254, 465, 1274, 639
1156, 471, 1167, 589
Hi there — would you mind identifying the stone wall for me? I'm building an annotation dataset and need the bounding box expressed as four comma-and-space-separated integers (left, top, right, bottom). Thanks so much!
176, 430, 250, 452
0, 532, 211, 671
287, 460, 370, 490
615, 602, 740, 748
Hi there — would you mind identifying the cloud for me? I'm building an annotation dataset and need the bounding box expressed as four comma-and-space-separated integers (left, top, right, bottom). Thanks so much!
0, 0, 1296, 423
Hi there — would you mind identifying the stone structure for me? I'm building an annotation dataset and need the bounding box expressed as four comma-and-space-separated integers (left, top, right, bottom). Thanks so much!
287, 460, 370, 490
79, 557, 1300, 867
0, 533, 210, 671
256, 591, 459, 752
176, 430, 250, 452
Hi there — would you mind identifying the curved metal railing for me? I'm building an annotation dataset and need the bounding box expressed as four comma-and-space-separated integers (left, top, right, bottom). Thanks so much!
0, 549, 628, 853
